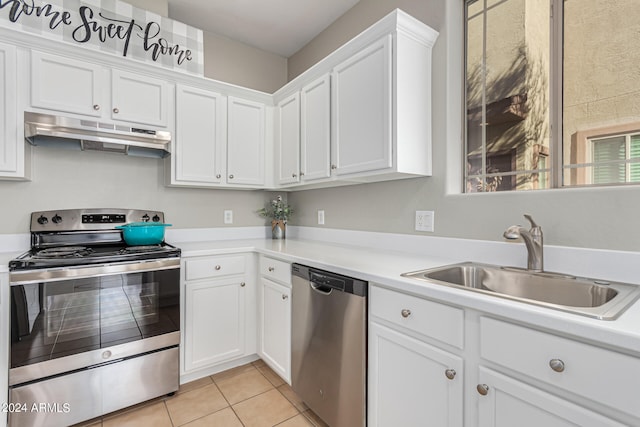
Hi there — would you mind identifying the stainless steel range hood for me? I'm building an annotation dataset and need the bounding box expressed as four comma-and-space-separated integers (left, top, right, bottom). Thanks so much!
24, 112, 171, 158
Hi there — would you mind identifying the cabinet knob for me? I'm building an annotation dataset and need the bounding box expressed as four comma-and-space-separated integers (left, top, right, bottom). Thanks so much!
113, 107, 119, 114
93, 104, 100, 111
240, 282, 246, 287
331, 164, 337, 170
549, 359, 565, 373
282, 294, 288, 300
300, 171, 305, 176
268, 267, 275, 272
401, 309, 411, 318
292, 173, 297, 178
216, 174, 221, 179
477, 384, 489, 396
215, 265, 221, 270
445, 369, 456, 380
229, 174, 234, 179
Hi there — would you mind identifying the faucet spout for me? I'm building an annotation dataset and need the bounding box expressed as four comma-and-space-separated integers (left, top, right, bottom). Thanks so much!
503, 216, 544, 272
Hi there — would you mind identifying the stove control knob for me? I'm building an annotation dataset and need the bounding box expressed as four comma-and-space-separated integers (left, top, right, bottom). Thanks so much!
152, 215, 160, 222
52, 214, 62, 224
142, 214, 150, 222
37, 215, 48, 225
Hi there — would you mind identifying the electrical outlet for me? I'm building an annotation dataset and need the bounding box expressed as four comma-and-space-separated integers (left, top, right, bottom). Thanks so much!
318, 210, 325, 225
224, 210, 233, 224
415, 210, 434, 232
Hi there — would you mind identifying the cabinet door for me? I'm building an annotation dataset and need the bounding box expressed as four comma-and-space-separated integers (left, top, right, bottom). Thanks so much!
368, 322, 463, 427
184, 278, 246, 373
259, 278, 291, 383
111, 69, 169, 127
277, 92, 300, 185
0, 43, 17, 176
331, 35, 392, 176
301, 74, 331, 181
477, 367, 626, 427
175, 85, 226, 184
30, 50, 105, 117
227, 96, 265, 186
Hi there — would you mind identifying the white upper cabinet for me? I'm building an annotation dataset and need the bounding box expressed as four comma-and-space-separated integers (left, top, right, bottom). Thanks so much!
31, 51, 105, 118
111, 69, 169, 127
30, 51, 170, 129
332, 35, 392, 176
0, 42, 24, 179
272, 9, 438, 189
227, 96, 265, 186
277, 92, 300, 185
173, 84, 227, 185
300, 74, 331, 182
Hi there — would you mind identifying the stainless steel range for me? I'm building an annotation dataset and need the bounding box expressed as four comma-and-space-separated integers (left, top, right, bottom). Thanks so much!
8, 209, 181, 427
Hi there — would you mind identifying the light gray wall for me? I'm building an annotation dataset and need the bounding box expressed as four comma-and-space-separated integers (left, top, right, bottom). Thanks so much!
0, 148, 276, 234
203, 32, 287, 93
286, 0, 640, 252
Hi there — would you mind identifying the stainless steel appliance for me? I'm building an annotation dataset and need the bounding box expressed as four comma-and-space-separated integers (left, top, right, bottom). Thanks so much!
291, 264, 367, 427
8, 209, 181, 427
24, 112, 171, 158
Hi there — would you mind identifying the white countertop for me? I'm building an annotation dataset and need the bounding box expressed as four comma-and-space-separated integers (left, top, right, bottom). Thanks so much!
178, 237, 640, 355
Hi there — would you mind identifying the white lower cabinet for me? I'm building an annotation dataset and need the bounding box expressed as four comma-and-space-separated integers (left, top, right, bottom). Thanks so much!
368, 322, 463, 427
370, 284, 640, 426
477, 367, 626, 427
369, 284, 463, 427
258, 256, 292, 383
181, 254, 255, 379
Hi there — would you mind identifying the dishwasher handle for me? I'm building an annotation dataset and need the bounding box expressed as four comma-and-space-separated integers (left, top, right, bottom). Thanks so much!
293, 264, 368, 297
310, 281, 333, 295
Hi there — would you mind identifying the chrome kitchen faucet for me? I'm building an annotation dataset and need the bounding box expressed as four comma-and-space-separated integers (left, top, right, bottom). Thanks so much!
504, 214, 544, 272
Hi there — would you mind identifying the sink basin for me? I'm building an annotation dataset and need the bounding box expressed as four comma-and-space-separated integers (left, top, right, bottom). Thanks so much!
401, 262, 640, 320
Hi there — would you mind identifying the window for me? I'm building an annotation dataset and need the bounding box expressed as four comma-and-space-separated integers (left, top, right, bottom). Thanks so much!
465, 0, 640, 192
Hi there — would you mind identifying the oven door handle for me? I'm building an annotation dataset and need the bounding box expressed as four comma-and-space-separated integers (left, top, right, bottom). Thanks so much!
9, 257, 180, 285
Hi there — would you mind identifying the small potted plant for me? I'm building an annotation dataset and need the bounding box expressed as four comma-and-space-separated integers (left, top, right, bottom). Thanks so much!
258, 195, 293, 239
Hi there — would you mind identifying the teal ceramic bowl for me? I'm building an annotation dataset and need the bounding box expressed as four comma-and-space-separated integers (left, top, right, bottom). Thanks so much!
116, 222, 172, 245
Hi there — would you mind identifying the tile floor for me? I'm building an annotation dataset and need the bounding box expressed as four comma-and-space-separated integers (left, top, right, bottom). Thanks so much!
74, 360, 328, 427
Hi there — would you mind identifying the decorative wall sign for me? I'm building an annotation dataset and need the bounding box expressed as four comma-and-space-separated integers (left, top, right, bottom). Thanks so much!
0, 0, 204, 76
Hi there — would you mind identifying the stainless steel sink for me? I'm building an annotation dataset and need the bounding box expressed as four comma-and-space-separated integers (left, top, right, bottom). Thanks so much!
401, 262, 640, 320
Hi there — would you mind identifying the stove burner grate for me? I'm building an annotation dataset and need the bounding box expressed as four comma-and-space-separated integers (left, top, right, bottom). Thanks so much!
35, 246, 94, 259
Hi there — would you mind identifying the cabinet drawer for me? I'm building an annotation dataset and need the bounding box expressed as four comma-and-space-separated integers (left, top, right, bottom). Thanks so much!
185, 255, 245, 281
370, 285, 464, 349
480, 316, 640, 418
259, 256, 291, 285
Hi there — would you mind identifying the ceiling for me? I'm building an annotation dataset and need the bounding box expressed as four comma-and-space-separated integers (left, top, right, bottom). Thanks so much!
167, 0, 360, 58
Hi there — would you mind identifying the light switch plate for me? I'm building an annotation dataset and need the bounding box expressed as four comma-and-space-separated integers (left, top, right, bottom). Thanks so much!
415, 210, 434, 232
224, 210, 233, 224
318, 210, 325, 225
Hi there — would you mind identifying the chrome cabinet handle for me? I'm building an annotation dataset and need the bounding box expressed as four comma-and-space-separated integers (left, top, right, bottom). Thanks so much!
282, 294, 288, 300
229, 174, 234, 179
93, 104, 100, 111
268, 267, 275, 272
401, 309, 411, 318
549, 359, 565, 372
113, 107, 119, 114
240, 282, 246, 287
445, 369, 456, 380
215, 265, 221, 270
477, 384, 489, 396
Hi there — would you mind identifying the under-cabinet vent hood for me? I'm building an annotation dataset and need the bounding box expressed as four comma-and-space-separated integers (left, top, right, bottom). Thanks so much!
24, 112, 171, 158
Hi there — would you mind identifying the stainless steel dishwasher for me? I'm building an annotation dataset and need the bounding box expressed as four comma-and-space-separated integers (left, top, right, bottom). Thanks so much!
291, 264, 367, 427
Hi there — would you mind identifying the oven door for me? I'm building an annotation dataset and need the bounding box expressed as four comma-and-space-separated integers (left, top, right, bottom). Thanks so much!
9, 258, 180, 386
